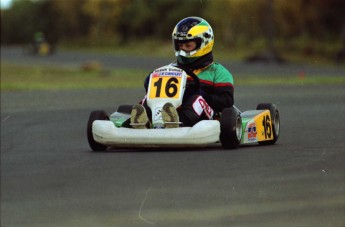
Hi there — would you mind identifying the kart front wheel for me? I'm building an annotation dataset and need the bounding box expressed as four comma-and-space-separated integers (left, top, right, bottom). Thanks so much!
220, 107, 243, 149
117, 105, 133, 114
87, 110, 109, 151
256, 103, 280, 145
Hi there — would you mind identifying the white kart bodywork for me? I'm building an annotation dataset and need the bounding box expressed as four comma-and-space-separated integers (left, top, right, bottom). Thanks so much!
92, 120, 220, 148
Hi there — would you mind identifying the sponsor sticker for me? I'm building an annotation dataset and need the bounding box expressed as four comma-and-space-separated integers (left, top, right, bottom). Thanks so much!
247, 123, 257, 141
153, 107, 162, 121
192, 96, 214, 119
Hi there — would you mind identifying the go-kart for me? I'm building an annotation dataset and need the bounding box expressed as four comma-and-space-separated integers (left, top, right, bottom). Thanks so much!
87, 65, 280, 151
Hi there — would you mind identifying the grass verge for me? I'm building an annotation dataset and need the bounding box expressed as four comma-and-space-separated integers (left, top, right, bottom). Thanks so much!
1, 62, 147, 91
236, 74, 345, 86
1, 62, 344, 91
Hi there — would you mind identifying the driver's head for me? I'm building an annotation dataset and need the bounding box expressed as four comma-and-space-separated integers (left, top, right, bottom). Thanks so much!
172, 17, 214, 65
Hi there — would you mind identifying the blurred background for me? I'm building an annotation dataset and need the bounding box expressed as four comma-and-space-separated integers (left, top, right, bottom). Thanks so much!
1, 0, 345, 64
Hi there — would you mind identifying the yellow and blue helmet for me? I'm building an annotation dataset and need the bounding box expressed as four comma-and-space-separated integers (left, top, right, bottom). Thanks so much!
172, 17, 214, 65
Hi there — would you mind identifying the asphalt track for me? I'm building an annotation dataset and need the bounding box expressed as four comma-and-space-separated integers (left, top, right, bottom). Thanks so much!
1, 47, 345, 226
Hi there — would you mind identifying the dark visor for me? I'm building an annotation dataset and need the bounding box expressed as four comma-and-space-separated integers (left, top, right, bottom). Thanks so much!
174, 38, 202, 51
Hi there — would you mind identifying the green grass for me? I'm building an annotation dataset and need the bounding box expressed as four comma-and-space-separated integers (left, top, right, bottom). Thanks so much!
1, 62, 344, 91
1, 62, 147, 91
235, 74, 345, 86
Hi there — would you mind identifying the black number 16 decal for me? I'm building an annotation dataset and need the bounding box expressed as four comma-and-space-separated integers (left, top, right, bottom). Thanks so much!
262, 115, 272, 139
153, 77, 179, 97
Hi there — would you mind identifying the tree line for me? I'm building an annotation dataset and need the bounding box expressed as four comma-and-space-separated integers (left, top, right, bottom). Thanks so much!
1, 0, 345, 51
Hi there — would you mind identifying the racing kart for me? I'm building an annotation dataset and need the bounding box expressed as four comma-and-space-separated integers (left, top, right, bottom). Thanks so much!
87, 65, 280, 151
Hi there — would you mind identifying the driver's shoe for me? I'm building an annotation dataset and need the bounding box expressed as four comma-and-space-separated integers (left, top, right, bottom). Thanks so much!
162, 102, 179, 128
130, 104, 149, 129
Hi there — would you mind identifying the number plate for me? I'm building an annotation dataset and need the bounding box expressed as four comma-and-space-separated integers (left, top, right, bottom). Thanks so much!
256, 112, 273, 141
148, 72, 182, 99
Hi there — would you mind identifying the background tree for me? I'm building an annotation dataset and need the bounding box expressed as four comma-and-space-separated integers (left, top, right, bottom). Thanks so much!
1, 0, 344, 61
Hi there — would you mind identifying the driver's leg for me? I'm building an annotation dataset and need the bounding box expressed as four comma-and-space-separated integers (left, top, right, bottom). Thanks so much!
130, 104, 150, 129
178, 95, 212, 127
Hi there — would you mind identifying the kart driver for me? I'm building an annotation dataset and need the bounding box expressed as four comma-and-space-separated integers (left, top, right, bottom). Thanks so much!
130, 16, 234, 129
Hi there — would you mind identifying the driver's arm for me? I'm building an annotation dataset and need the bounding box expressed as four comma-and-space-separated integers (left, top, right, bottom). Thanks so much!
201, 84, 234, 112
199, 63, 234, 113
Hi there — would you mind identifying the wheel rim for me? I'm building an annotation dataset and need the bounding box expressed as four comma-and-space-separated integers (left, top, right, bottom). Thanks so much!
236, 116, 242, 141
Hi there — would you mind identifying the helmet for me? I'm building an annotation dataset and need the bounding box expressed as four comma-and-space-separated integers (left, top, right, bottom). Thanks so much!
172, 17, 214, 65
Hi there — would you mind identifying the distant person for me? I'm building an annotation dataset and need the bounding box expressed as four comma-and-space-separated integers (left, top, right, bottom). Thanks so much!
130, 17, 234, 128
33, 32, 45, 53
32, 32, 51, 55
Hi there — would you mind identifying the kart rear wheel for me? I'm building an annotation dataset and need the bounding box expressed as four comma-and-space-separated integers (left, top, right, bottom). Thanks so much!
87, 110, 109, 151
220, 107, 242, 149
256, 103, 280, 145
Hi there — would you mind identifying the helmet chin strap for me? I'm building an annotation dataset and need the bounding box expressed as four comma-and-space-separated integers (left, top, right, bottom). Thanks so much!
177, 52, 214, 71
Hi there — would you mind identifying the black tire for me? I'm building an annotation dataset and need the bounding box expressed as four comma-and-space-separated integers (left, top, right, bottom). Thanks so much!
117, 105, 133, 114
256, 103, 280, 145
220, 107, 243, 149
87, 110, 109, 151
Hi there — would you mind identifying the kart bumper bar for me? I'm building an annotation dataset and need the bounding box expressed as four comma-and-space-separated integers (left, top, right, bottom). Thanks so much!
92, 120, 220, 148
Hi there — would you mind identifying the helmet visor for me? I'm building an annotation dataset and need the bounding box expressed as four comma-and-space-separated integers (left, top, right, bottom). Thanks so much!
173, 38, 202, 52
